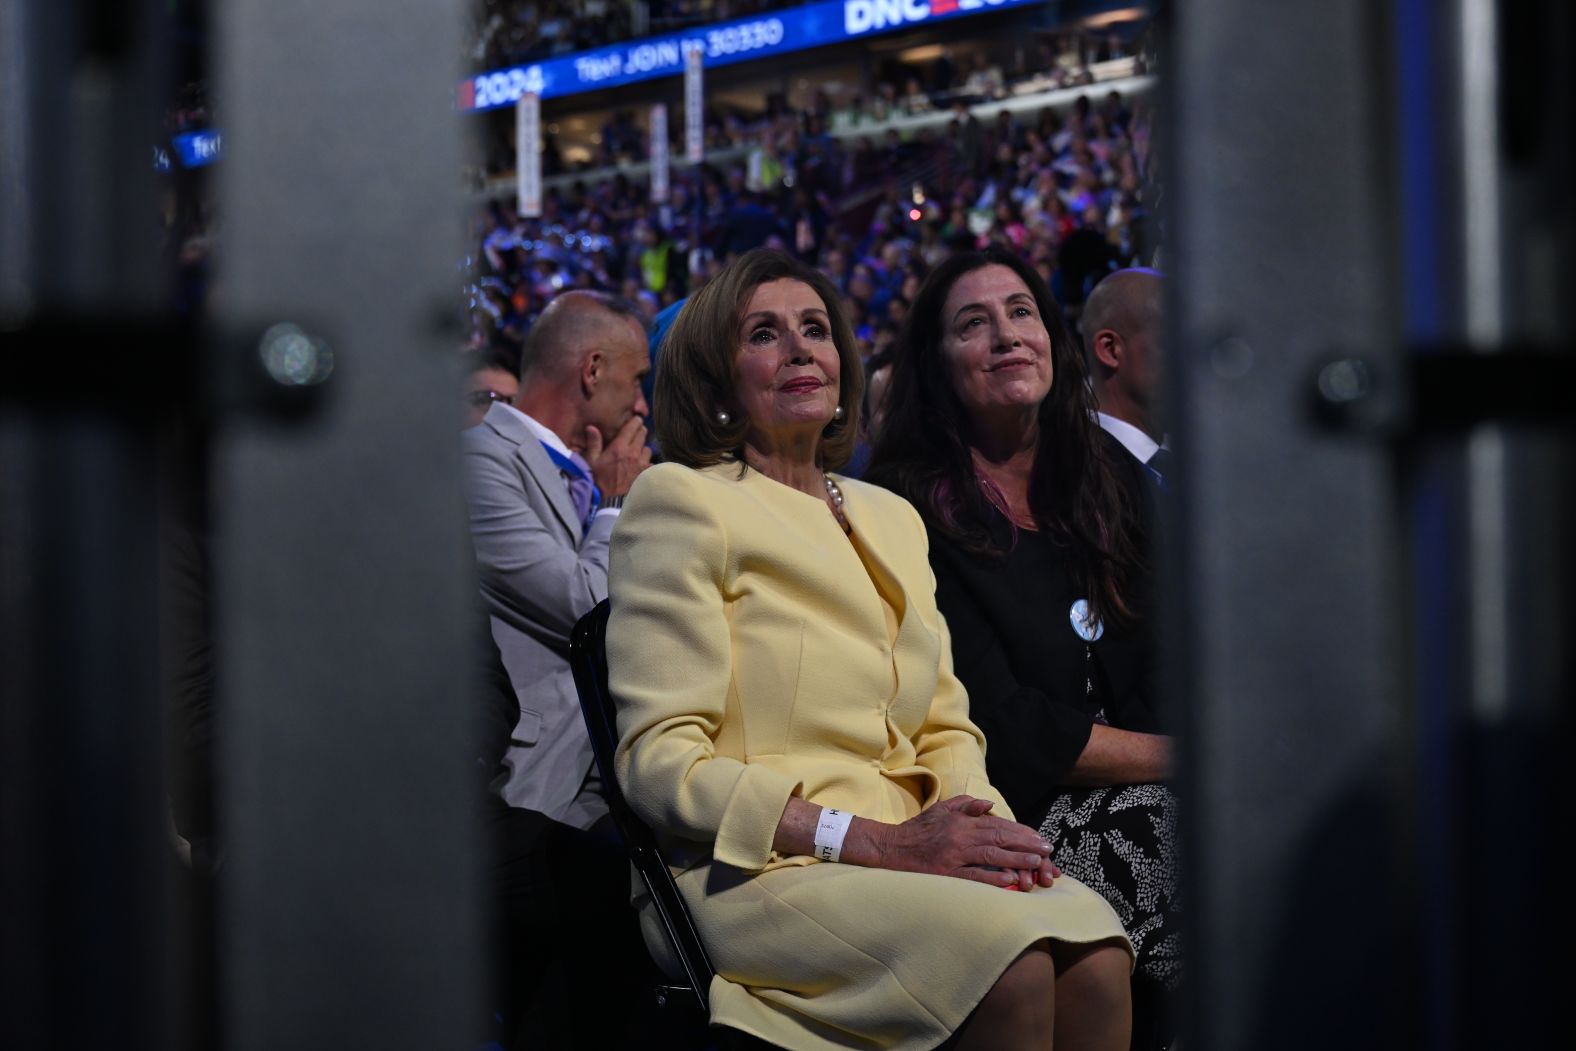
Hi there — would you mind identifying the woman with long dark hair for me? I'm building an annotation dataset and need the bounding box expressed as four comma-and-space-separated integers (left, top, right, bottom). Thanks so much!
867, 247, 1180, 1000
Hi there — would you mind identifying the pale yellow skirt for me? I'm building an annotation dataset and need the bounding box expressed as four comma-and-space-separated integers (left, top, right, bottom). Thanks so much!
642, 859, 1133, 1051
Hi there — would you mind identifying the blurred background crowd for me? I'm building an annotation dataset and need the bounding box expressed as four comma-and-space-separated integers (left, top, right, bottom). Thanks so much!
455, 3, 1158, 394
163, 2, 1157, 363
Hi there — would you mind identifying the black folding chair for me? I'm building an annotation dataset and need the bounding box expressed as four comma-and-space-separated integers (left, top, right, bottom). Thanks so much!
569, 599, 717, 1020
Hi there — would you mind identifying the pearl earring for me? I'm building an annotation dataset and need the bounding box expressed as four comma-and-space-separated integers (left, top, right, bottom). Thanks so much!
715, 410, 731, 425
832, 404, 845, 420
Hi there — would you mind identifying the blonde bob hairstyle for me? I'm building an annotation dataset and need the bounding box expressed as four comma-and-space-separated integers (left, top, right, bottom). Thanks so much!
653, 248, 864, 471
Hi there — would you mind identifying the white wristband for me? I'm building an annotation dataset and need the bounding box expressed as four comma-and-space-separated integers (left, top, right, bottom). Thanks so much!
813, 807, 854, 863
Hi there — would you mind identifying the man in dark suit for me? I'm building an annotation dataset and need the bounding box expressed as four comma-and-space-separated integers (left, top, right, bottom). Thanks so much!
472, 607, 663, 1049
461, 290, 651, 831
1081, 267, 1173, 489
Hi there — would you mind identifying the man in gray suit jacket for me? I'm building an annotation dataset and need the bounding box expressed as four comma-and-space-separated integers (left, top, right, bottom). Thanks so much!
462, 290, 651, 830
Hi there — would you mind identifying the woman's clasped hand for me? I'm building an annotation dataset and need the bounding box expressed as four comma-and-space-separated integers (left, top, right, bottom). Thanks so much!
873, 795, 1060, 891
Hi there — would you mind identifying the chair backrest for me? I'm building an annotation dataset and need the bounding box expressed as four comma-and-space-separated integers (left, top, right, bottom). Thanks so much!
569, 599, 715, 1015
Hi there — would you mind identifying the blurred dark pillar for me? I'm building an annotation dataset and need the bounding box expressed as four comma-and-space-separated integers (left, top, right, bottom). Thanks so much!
212, 2, 479, 1050
1168, 1, 1572, 1048
1, 3, 172, 1051
1390, 1, 1573, 1048
1167, 3, 1410, 1047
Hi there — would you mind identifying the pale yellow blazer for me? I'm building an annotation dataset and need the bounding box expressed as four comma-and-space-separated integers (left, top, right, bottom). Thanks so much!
609, 461, 1007, 871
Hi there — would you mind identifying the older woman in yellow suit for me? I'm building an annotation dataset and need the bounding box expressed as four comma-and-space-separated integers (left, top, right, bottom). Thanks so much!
607, 249, 1133, 1051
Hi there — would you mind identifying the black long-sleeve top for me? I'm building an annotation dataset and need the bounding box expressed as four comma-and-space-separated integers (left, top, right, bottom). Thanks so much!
926, 454, 1160, 826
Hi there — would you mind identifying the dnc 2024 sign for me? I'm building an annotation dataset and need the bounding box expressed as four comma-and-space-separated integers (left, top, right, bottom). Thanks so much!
460, 0, 1036, 111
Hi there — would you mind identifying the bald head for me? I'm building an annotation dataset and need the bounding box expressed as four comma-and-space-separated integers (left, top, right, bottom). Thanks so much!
1082, 269, 1162, 366
520, 290, 646, 381
516, 289, 651, 453
1081, 268, 1165, 439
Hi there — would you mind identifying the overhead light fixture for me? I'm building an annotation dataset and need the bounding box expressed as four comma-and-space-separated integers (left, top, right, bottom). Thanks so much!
897, 44, 945, 63
1080, 7, 1147, 29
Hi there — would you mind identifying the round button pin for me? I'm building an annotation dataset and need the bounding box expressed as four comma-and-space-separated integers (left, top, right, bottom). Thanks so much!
1069, 598, 1104, 642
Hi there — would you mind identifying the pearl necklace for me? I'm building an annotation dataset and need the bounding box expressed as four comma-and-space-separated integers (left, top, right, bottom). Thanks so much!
824, 474, 852, 535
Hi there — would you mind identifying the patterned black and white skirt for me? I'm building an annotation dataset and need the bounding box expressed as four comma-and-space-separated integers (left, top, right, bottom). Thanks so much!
1036, 782, 1182, 989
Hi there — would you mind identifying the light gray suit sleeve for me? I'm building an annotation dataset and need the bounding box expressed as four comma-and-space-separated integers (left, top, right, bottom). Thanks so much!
462, 428, 616, 651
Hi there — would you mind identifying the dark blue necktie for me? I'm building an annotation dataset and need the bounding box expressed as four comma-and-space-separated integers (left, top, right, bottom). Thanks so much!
1144, 447, 1173, 492
538, 441, 600, 531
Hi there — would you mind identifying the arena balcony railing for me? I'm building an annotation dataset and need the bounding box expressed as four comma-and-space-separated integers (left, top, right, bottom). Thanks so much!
469, 58, 1155, 202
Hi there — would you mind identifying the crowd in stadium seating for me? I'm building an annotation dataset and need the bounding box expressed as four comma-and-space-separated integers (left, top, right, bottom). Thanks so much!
472, 27, 1147, 177
465, 83, 1158, 379
468, 0, 794, 70
467, 0, 1146, 84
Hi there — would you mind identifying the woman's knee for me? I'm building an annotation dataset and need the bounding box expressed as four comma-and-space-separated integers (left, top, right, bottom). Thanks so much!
1055, 941, 1132, 1010
983, 944, 1057, 1019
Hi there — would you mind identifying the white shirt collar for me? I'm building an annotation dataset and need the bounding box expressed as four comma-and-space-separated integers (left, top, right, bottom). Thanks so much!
499, 402, 573, 460
1097, 412, 1162, 463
